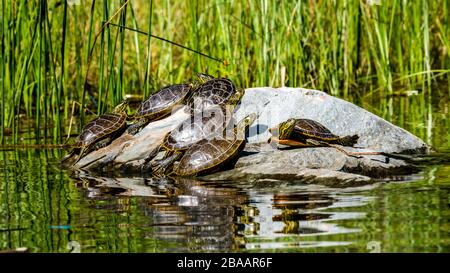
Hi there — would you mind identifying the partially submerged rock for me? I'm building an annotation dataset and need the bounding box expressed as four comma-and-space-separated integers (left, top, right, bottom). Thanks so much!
203, 145, 418, 187
72, 87, 429, 186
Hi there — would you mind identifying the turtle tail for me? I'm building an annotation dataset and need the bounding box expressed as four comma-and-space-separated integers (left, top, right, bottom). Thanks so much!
338, 134, 359, 146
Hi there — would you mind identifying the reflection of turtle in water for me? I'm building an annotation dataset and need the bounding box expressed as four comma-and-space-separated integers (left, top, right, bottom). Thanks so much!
127, 84, 192, 135
173, 113, 257, 177
269, 118, 359, 147
61, 100, 129, 166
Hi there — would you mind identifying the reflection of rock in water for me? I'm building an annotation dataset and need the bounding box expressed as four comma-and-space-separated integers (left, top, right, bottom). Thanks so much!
272, 193, 333, 234
243, 190, 365, 241
70, 172, 249, 252
139, 178, 248, 252
70, 171, 371, 251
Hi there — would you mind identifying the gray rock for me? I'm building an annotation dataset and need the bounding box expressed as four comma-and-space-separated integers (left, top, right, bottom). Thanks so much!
72, 87, 428, 185
238, 145, 416, 177
203, 163, 373, 187
235, 87, 429, 153
203, 145, 418, 187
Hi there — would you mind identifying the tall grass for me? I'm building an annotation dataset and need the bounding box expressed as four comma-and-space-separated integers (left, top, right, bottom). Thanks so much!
0, 0, 449, 145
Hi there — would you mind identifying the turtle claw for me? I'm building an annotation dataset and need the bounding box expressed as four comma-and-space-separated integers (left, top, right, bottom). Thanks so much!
151, 152, 181, 177
126, 123, 142, 136
151, 161, 170, 178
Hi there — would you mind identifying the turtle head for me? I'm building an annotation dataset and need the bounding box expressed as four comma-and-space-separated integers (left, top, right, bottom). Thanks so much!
270, 118, 296, 140
113, 100, 129, 114
236, 113, 257, 135
197, 73, 215, 83
188, 73, 215, 91
228, 88, 245, 107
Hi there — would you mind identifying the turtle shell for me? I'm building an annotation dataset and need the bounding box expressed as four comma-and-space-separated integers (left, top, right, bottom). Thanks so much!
173, 134, 245, 177
291, 119, 341, 141
190, 78, 237, 112
134, 84, 191, 119
173, 113, 256, 176
164, 106, 233, 151
76, 112, 127, 147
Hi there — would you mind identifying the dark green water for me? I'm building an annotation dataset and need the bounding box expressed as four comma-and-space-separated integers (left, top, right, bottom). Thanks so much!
0, 93, 449, 253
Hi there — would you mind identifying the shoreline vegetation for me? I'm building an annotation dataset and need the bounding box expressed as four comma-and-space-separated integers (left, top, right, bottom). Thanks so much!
0, 0, 449, 145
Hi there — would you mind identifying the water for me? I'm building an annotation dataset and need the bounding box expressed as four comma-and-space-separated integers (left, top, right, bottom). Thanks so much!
0, 93, 449, 253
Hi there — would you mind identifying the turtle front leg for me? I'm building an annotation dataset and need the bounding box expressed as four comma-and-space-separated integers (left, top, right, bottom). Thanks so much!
270, 137, 312, 147
60, 149, 79, 166
72, 138, 111, 166
73, 146, 88, 165
152, 149, 174, 166
92, 138, 111, 150
127, 118, 148, 135
152, 151, 182, 177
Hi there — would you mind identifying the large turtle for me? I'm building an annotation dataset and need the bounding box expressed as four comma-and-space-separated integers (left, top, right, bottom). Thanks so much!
150, 105, 235, 176
173, 113, 257, 177
151, 92, 244, 175
61, 100, 129, 166
127, 83, 192, 135
269, 118, 359, 147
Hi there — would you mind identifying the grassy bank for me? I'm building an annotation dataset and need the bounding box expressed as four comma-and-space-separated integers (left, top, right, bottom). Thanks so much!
0, 0, 449, 144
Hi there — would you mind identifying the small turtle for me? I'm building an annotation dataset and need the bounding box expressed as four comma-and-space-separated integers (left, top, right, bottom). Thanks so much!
61, 100, 129, 166
269, 118, 359, 147
173, 113, 257, 177
188, 74, 242, 113
127, 83, 192, 135
266, 118, 388, 157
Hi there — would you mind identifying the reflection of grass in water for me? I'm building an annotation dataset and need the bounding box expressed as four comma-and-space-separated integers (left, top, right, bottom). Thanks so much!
241, 166, 450, 253
1, 1, 450, 144
359, 85, 449, 151
0, 149, 162, 253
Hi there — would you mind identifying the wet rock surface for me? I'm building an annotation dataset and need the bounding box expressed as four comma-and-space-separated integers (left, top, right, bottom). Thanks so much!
202, 145, 418, 187
72, 87, 429, 186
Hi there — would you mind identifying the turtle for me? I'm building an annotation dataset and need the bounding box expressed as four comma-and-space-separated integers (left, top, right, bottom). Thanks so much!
150, 105, 235, 176
128, 74, 241, 135
61, 100, 129, 166
164, 86, 244, 151
150, 87, 245, 175
188, 74, 242, 113
267, 118, 384, 157
127, 83, 192, 135
269, 118, 391, 157
173, 113, 257, 177
269, 118, 359, 147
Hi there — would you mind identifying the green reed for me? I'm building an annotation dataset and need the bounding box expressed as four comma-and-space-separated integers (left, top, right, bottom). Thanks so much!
0, 0, 449, 144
